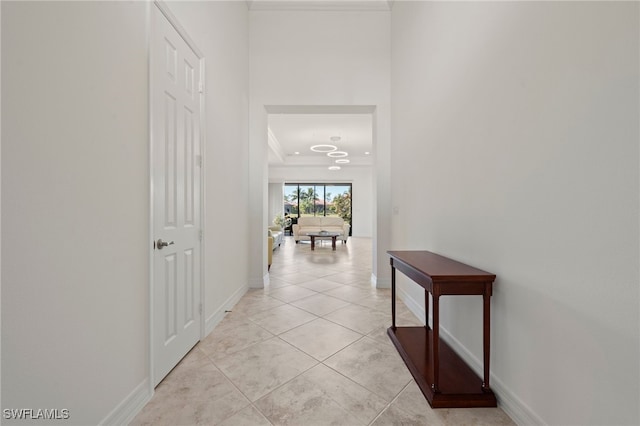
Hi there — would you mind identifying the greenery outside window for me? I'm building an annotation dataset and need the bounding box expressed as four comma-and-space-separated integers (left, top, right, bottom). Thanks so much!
284, 183, 352, 235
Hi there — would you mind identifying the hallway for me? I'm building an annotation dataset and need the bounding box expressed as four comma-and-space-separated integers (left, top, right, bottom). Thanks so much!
132, 237, 513, 425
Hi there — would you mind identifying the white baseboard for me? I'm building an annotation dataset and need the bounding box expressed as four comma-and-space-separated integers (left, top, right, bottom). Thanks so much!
371, 273, 391, 289
249, 275, 264, 289
488, 372, 547, 425
397, 288, 545, 426
397, 285, 427, 324
99, 378, 150, 426
205, 284, 248, 335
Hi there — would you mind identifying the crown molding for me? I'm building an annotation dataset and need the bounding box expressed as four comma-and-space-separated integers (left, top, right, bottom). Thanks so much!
247, 0, 392, 12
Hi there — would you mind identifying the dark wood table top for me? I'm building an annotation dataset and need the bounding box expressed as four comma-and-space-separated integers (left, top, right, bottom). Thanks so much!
388, 250, 495, 283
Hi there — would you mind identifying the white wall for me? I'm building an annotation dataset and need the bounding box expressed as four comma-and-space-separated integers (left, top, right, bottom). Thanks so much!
268, 182, 284, 226
164, 0, 250, 334
1, 2, 3, 414
2, 2, 149, 424
249, 10, 390, 286
391, 2, 639, 425
269, 165, 373, 237
1, 1, 250, 424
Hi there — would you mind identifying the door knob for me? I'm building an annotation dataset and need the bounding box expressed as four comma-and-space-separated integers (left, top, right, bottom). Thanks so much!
156, 239, 175, 250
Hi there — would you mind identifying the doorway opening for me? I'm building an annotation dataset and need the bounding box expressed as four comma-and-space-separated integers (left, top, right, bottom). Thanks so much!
265, 105, 376, 279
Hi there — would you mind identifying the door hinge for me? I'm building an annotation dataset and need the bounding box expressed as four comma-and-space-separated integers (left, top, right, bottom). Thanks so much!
198, 81, 204, 93
196, 155, 203, 167
199, 303, 203, 315
199, 229, 203, 241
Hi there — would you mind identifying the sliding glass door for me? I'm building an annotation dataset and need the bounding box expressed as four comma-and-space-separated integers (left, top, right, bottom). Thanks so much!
325, 184, 351, 223
284, 183, 352, 235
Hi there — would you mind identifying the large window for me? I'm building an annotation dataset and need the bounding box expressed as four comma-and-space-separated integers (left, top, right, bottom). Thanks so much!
284, 183, 352, 234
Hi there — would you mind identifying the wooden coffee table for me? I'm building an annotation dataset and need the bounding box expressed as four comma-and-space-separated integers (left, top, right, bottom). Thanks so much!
306, 232, 340, 250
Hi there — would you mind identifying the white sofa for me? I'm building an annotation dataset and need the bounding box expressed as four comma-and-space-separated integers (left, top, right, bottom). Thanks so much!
292, 216, 350, 243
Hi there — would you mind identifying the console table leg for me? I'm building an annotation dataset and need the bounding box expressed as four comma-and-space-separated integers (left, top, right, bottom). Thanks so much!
391, 266, 396, 330
483, 291, 491, 391
425, 290, 429, 328
432, 293, 440, 393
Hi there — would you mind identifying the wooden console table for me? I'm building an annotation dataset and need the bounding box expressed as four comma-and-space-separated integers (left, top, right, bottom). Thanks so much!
387, 250, 497, 408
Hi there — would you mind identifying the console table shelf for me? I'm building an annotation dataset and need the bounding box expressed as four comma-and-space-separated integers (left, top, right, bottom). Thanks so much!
387, 250, 497, 409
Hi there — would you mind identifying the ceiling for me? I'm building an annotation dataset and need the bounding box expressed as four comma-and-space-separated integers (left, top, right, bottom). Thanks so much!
251, 1, 384, 171
267, 113, 373, 168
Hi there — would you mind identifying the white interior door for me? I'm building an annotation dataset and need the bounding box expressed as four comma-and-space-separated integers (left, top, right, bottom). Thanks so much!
151, 4, 202, 386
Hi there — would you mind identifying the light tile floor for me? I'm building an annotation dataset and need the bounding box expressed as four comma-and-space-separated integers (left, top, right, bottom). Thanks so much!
131, 237, 514, 426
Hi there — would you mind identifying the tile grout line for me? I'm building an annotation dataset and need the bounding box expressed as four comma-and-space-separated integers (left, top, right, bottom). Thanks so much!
198, 348, 276, 425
